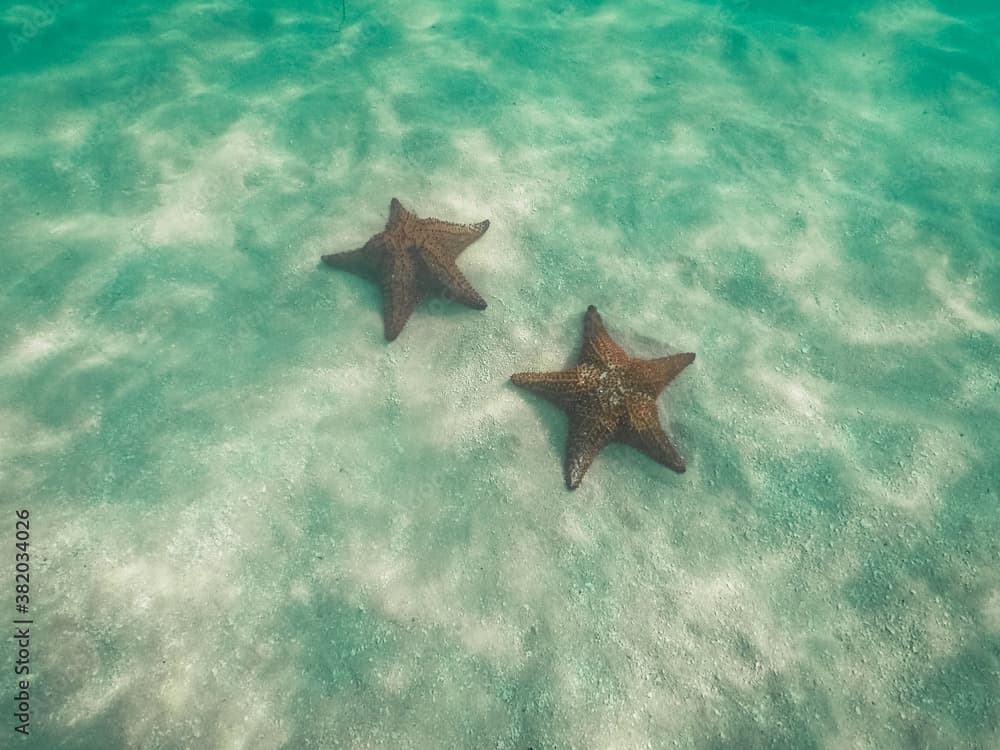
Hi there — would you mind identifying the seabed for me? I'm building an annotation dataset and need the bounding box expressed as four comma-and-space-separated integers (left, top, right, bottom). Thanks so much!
1, 2, 998, 748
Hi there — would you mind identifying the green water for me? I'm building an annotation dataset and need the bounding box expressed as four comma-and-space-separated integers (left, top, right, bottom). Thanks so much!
1, 1, 998, 748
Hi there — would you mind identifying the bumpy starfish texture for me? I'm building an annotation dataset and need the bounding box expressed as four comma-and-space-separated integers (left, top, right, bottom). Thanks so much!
322, 198, 490, 341
511, 306, 695, 489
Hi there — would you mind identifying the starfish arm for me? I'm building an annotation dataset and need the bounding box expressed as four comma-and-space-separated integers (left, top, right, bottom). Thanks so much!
618, 396, 687, 473
579, 305, 628, 367
387, 197, 415, 228
421, 219, 491, 260
565, 412, 615, 489
321, 236, 385, 280
382, 249, 421, 341
510, 367, 587, 409
420, 251, 487, 310
629, 352, 696, 397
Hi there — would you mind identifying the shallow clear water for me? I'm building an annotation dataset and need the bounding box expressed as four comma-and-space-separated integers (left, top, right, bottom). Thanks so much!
1, 1, 998, 748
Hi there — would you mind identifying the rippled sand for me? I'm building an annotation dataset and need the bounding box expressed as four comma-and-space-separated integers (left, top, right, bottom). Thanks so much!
2, 2, 998, 748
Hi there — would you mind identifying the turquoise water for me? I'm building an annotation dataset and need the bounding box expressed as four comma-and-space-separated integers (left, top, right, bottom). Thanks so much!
2, 1, 998, 747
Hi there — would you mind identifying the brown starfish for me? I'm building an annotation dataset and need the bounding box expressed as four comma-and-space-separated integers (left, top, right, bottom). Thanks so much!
321, 198, 490, 341
511, 306, 695, 489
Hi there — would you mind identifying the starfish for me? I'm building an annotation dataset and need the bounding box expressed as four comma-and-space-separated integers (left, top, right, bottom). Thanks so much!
321, 198, 490, 341
511, 306, 695, 489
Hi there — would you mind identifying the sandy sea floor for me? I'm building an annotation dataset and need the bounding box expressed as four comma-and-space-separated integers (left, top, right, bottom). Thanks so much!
1, 1, 998, 748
